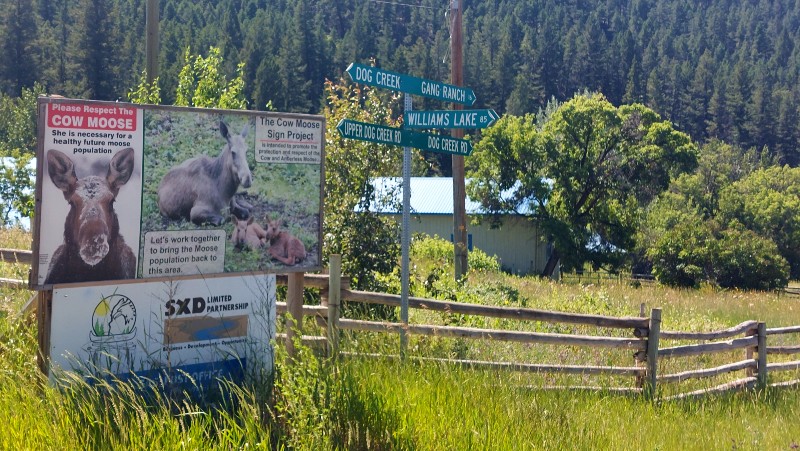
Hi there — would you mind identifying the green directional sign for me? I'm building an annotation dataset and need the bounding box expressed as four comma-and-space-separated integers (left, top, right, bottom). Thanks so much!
404, 129, 474, 156
346, 63, 476, 106
336, 119, 473, 156
404, 109, 499, 129
336, 119, 403, 146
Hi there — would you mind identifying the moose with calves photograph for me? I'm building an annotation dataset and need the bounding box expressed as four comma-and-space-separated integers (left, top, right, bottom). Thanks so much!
139, 110, 321, 276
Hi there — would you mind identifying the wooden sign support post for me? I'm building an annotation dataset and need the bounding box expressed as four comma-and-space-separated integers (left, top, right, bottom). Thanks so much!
285, 272, 305, 362
36, 290, 53, 375
327, 255, 341, 359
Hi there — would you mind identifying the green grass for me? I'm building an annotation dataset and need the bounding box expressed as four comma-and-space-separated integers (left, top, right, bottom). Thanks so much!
333, 357, 800, 450
2, 230, 800, 449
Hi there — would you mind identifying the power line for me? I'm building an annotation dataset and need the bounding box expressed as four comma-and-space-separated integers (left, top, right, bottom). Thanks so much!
368, 0, 436, 9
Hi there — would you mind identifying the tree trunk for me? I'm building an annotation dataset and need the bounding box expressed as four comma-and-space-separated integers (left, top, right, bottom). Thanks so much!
542, 247, 560, 278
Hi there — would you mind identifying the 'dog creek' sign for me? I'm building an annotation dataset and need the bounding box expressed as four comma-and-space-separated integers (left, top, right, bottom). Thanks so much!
49, 274, 276, 387
33, 97, 324, 288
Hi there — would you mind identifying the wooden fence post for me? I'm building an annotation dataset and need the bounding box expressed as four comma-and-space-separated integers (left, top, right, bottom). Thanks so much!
757, 322, 767, 388
327, 254, 342, 359
634, 303, 647, 388
745, 324, 757, 377
285, 272, 304, 361
645, 308, 661, 399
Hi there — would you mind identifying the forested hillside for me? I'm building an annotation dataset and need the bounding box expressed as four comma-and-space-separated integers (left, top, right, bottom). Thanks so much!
2, 0, 800, 165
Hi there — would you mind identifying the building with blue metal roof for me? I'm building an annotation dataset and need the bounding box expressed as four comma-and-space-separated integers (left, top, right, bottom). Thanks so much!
366, 177, 553, 276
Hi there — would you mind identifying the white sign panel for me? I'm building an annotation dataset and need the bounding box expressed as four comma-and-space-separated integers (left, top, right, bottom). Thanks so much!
33, 98, 324, 288
37, 102, 144, 286
49, 274, 276, 388
255, 115, 323, 164
142, 230, 227, 277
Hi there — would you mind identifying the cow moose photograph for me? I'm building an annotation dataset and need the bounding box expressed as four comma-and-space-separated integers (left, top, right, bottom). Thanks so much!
139, 110, 321, 276
43, 147, 138, 285
157, 121, 252, 226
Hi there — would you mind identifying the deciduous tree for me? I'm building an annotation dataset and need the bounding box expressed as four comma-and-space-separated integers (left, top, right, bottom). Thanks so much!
0, 83, 42, 225
322, 80, 402, 297
719, 166, 800, 279
175, 47, 246, 109
468, 93, 698, 276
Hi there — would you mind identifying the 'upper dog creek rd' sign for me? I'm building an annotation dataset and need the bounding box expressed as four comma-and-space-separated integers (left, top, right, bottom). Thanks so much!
336, 119, 473, 156
346, 63, 476, 106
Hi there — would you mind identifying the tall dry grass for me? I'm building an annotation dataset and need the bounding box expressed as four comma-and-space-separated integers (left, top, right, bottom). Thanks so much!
1, 229, 800, 449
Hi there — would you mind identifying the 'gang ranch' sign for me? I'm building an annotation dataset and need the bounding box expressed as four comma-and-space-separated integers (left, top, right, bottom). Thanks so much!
32, 97, 324, 289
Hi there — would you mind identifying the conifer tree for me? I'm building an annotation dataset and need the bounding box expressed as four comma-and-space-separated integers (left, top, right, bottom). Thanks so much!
0, 0, 38, 95
68, 0, 121, 100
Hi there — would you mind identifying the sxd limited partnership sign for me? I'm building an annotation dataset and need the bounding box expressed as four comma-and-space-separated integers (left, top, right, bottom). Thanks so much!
48, 273, 276, 388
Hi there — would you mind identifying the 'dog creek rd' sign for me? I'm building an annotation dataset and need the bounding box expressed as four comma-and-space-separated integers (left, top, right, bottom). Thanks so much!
33, 97, 325, 288
49, 273, 276, 387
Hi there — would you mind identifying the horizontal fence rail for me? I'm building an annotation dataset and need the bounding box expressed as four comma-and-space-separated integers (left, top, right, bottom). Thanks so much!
661, 321, 758, 341
767, 361, 800, 372
338, 318, 647, 349
276, 302, 328, 319
663, 377, 757, 401
767, 325, 800, 335
340, 352, 645, 376
0, 248, 32, 265
658, 359, 757, 384
561, 271, 656, 284
766, 346, 800, 355
343, 289, 650, 329
0, 278, 27, 289
659, 336, 758, 358
0, 248, 31, 289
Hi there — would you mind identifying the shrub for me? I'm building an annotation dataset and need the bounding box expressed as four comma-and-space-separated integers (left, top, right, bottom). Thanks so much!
0, 149, 34, 226
412, 234, 500, 274
648, 219, 714, 287
648, 218, 790, 290
713, 227, 789, 290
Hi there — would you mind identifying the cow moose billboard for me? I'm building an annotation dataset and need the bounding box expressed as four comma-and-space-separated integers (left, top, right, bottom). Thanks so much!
32, 97, 325, 288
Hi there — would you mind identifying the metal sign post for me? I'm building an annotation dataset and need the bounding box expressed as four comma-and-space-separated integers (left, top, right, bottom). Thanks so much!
339, 61, 494, 353
400, 93, 411, 357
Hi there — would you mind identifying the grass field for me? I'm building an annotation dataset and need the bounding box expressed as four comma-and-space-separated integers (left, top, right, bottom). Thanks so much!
2, 227, 800, 449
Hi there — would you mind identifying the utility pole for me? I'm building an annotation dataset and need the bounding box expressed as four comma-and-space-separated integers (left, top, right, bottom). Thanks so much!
450, 0, 468, 280
145, 0, 159, 84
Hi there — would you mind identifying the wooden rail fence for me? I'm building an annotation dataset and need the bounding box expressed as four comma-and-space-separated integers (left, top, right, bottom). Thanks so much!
3, 249, 800, 399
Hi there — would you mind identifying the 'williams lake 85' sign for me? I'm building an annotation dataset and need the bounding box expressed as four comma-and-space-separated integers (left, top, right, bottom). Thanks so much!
32, 97, 325, 288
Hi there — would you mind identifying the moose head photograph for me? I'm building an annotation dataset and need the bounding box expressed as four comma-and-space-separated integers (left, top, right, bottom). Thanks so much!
42, 147, 139, 285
